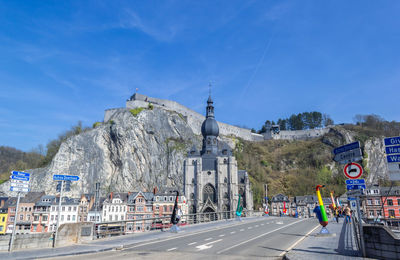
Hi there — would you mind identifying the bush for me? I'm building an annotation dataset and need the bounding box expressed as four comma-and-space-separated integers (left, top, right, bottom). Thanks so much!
130, 107, 145, 117
148, 103, 154, 110
93, 122, 101, 128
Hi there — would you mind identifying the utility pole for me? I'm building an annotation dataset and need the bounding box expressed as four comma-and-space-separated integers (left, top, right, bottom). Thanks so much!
8, 192, 21, 252
356, 195, 366, 257
54, 180, 64, 248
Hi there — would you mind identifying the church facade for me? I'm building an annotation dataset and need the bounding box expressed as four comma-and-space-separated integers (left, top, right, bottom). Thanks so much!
183, 95, 253, 214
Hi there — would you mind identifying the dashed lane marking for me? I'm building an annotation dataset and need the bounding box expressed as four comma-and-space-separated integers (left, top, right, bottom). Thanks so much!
248, 227, 252, 229
205, 237, 212, 241
255, 225, 259, 227
188, 242, 197, 245
167, 247, 177, 251
230, 231, 236, 234
219, 234, 225, 237
240, 229, 244, 231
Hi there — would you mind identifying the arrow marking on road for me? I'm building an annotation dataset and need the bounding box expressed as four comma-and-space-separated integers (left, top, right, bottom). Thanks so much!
196, 239, 222, 251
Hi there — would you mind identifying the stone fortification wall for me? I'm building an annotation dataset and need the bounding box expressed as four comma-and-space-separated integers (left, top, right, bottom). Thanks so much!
104, 93, 328, 142
263, 128, 330, 141
125, 94, 262, 141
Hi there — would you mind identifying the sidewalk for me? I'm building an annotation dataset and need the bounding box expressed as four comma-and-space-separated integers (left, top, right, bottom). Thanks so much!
284, 217, 364, 260
0, 216, 263, 260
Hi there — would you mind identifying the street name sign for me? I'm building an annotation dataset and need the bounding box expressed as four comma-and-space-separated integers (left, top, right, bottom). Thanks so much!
53, 175, 80, 181
386, 145, 400, 155
346, 179, 365, 185
384, 136, 400, 146
11, 183, 29, 188
333, 141, 362, 164
347, 184, 366, 190
10, 175, 29, 181
11, 171, 30, 177
343, 162, 363, 179
333, 141, 360, 155
384, 136, 400, 181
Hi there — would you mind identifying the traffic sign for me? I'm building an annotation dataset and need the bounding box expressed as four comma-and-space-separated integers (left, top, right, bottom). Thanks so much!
387, 155, 400, 163
344, 162, 363, 179
347, 189, 362, 197
346, 179, 365, 185
11, 183, 29, 188
10, 179, 29, 184
384, 136, 400, 146
53, 174, 80, 181
333, 141, 360, 155
348, 197, 356, 201
386, 145, 400, 155
10, 175, 29, 181
334, 148, 362, 164
347, 184, 366, 190
11, 171, 30, 177
10, 186, 30, 192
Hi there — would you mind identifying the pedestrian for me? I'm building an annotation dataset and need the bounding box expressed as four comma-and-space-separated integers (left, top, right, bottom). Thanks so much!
335, 208, 339, 223
344, 206, 351, 224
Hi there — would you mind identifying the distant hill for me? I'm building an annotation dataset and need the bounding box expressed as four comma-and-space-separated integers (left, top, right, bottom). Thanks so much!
0, 146, 44, 184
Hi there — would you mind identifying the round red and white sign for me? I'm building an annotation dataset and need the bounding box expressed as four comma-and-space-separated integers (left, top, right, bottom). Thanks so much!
343, 162, 363, 179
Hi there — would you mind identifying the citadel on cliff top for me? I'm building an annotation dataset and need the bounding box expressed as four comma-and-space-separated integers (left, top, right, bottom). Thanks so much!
104, 93, 330, 141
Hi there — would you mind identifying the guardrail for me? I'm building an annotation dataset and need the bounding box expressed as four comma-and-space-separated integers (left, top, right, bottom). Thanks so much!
93, 210, 254, 238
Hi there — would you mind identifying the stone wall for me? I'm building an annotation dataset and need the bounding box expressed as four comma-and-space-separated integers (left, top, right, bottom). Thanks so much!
363, 224, 400, 259
263, 128, 330, 141
0, 222, 94, 251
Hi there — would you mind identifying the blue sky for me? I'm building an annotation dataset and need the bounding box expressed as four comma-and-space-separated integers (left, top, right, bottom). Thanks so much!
0, 1, 399, 151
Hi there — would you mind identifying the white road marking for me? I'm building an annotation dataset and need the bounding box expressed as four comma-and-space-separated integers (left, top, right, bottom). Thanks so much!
240, 229, 244, 231
204, 237, 212, 241
261, 224, 264, 226
279, 224, 320, 257
219, 234, 225, 237
255, 225, 259, 227
230, 231, 236, 234
167, 247, 177, 251
217, 219, 306, 254
188, 242, 197, 245
196, 239, 223, 251
248, 227, 252, 229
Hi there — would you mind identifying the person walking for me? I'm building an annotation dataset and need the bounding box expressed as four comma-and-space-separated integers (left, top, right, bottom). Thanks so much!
344, 206, 351, 224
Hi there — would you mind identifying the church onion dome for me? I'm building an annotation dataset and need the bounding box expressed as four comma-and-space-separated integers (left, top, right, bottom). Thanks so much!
201, 117, 219, 137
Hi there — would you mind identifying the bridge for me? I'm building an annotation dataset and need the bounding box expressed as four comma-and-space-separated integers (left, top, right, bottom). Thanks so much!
0, 212, 367, 260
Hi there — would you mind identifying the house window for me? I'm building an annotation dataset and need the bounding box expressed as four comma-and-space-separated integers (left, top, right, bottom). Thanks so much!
62, 207, 65, 211
367, 199, 372, 205
169, 206, 173, 212
42, 215, 48, 221
163, 206, 167, 212
389, 209, 395, 218
155, 205, 159, 210
19, 215, 23, 220
68, 207, 72, 211
375, 199, 380, 205
72, 215, 75, 221
387, 199, 393, 206
369, 211, 374, 217
397, 199, 400, 205
61, 215, 64, 221
67, 215, 71, 221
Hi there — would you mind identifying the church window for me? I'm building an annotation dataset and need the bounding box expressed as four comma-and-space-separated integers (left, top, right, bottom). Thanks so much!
224, 177, 227, 183
189, 205, 196, 214
223, 150, 227, 155
207, 171, 211, 176
224, 192, 229, 199
203, 184, 216, 203
190, 193, 194, 199
192, 160, 196, 165
192, 178, 195, 184
207, 139, 211, 145
223, 158, 227, 163
213, 139, 216, 144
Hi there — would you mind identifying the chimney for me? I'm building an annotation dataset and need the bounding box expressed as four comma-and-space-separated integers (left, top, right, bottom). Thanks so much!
153, 187, 158, 195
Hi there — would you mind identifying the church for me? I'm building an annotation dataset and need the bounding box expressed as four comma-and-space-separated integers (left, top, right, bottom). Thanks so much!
183, 95, 253, 214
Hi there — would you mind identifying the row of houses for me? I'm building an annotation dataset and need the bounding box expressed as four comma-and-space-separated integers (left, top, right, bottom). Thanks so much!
0, 188, 187, 235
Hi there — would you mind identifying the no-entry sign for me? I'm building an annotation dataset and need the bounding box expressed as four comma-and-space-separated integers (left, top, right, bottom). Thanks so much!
344, 162, 363, 179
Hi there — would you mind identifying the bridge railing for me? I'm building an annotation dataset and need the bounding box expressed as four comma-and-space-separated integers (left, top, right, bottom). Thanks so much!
93, 210, 254, 238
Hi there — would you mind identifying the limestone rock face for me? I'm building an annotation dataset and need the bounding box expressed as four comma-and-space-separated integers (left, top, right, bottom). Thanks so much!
364, 138, 388, 184
1, 108, 202, 196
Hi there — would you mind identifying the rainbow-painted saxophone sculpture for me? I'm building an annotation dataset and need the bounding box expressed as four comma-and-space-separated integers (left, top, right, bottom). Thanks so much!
236, 194, 243, 217
316, 185, 328, 227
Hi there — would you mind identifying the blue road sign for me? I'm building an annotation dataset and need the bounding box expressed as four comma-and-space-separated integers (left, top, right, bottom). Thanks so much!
10, 175, 29, 181
387, 155, 400, 163
348, 197, 356, 201
12, 171, 30, 177
386, 145, 400, 155
384, 136, 400, 146
53, 174, 79, 181
347, 184, 366, 190
346, 179, 365, 185
333, 141, 360, 155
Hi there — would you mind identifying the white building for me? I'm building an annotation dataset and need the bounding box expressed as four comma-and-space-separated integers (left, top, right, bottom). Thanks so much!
48, 197, 80, 232
102, 193, 128, 222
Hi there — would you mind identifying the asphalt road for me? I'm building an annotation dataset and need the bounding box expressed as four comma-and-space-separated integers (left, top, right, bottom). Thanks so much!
47, 217, 320, 259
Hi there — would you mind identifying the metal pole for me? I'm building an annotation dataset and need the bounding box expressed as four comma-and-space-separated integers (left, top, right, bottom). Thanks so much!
356, 196, 366, 257
9, 192, 21, 252
54, 180, 64, 247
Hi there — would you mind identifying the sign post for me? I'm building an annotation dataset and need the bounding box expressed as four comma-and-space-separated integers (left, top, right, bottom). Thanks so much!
52, 174, 79, 247
384, 136, 400, 181
343, 162, 363, 179
333, 142, 362, 164
8, 171, 30, 252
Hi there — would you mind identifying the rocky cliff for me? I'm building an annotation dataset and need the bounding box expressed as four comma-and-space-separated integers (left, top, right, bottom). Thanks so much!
1, 108, 204, 196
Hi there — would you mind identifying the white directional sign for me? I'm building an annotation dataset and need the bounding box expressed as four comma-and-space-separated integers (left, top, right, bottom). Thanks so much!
344, 162, 363, 179
384, 136, 400, 181
10, 171, 30, 193
347, 189, 362, 197
10, 187, 30, 192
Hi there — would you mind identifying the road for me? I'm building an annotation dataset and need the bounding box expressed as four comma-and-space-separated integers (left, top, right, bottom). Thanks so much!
46, 217, 320, 260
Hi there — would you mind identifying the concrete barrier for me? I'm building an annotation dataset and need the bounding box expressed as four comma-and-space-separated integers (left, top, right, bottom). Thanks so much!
363, 224, 400, 259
